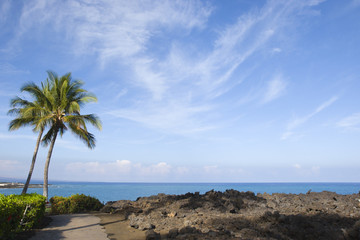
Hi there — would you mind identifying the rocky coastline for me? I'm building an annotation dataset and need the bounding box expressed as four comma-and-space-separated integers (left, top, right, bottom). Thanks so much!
101, 189, 360, 240
0, 182, 44, 189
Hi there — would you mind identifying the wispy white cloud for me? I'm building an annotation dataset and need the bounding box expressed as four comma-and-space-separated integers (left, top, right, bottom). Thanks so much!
351, 0, 360, 7
67, 160, 131, 175
0, 1, 10, 25
108, 101, 215, 135
282, 96, 338, 140
0, 160, 20, 170
0, 160, 26, 177
63, 160, 248, 182
315, 96, 338, 112
61, 160, 327, 182
55, 139, 90, 151
272, 47, 282, 53
66, 160, 174, 181
288, 96, 338, 130
17, 0, 212, 64
293, 163, 320, 175
0, 132, 88, 151
203, 165, 218, 173
294, 163, 302, 169
11, 0, 326, 136
0, 133, 36, 140
0, 63, 29, 75
139, 162, 172, 176
114, 88, 128, 100
14, 0, 211, 101
110, 0, 324, 135
132, 58, 168, 101
262, 74, 287, 103
0, 90, 15, 97
337, 112, 360, 130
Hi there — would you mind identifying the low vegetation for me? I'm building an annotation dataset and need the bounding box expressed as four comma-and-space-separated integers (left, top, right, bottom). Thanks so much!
0, 193, 103, 239
0, 193, 46, 240
50, 194, 103, 214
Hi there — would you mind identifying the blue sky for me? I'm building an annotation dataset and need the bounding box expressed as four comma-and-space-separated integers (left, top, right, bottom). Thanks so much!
1, 0, 360, 182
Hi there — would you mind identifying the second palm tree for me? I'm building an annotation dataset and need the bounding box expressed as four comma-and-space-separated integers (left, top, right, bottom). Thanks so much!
40, 71, 102, 199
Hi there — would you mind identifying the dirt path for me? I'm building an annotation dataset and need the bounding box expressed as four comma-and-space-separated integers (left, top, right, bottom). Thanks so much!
30, 213, 109, 240
95, 213, 146, 240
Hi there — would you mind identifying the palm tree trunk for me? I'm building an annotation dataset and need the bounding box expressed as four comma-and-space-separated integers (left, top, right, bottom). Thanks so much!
43, 130, 58, 200
22, 128, 44, 195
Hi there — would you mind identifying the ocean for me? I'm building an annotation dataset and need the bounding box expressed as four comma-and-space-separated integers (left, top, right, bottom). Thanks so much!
1, 182, 359, 203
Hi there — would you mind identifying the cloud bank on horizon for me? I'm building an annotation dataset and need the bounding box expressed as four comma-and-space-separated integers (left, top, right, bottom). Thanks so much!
0, 0, 360, 182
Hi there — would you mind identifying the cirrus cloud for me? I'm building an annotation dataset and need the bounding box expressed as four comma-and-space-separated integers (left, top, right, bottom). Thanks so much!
337, 112, 360, 130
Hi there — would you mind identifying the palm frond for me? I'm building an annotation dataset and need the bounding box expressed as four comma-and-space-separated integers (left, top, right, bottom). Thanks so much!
68, 122, 96, 149
82, 114, 102, 130
79, 94, 98, 103
46, 71, 58, 82
10, 97, 31, 108
13, 71, 103, 149
68, 101, 80, 114
9, 118, 34, 131
21, 83, 44, 102
65, 114, 102, 131
8, 108, 20, 116
42, 125, 57, 146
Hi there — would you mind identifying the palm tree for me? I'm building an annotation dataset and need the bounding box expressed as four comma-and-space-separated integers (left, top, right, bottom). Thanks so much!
39, 71, 102, 199
8, 81, 51, 194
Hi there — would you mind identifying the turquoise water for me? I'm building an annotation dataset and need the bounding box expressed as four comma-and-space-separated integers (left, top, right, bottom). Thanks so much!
1, 182, 359, 203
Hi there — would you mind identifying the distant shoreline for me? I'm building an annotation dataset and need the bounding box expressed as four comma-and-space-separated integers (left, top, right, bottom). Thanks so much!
0, 182, 45, 189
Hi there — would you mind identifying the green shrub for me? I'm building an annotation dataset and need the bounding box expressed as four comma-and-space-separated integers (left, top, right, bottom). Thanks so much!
49, 196, 70, 215
0, 193, 46, 240
50, 194, 103, 214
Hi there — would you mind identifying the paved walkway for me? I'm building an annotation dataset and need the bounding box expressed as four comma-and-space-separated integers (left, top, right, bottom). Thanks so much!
30, 214, 109, 240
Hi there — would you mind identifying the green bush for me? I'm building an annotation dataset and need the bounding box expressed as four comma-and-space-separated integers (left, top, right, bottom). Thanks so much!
50, 194, 103, 214
49, 196, 70, 215
0, 193, 46, 240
